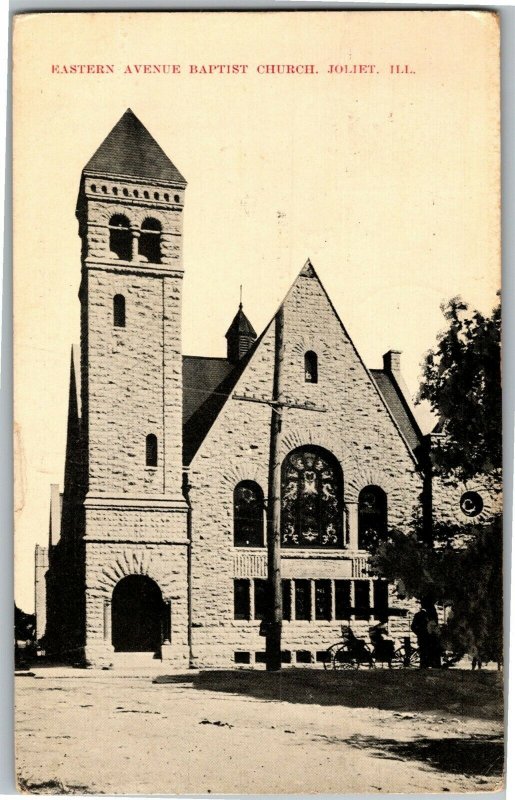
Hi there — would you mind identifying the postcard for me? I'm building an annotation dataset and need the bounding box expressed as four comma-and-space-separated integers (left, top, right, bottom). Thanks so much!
13, 11, 502, 794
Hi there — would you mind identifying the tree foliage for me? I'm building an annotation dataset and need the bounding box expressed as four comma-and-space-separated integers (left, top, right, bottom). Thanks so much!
418, 296, 501, 480
370, 517, 503, 664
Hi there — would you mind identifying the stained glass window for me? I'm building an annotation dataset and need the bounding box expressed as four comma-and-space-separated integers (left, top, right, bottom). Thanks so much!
234, 481, 264, 547
281, 448, 343, 548
358, 485, 387, 550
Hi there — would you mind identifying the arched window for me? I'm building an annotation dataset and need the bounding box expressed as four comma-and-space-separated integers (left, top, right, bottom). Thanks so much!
145, 434, 158, 467
113, 294, 126, 327
304, 351, 318, 383
281, 447, 343, 548
139, 218, 162, 264
109, 214, 131, 261
358, 486, 388, 550
234, 481, 264, 547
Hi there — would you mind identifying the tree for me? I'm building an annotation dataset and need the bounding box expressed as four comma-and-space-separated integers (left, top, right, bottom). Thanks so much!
369, 294, 503, 665
369, 518, 502, 665
418, 295, 501, 480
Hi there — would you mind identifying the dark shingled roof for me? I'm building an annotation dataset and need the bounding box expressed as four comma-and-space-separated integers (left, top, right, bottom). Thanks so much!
225, 305, 257, 339
370, 369, 423, 452
84, 109, 186, 184
182, 356, 234, 425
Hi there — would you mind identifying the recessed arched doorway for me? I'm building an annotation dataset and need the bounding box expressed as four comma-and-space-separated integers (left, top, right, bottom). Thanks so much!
111, 575, 165, 653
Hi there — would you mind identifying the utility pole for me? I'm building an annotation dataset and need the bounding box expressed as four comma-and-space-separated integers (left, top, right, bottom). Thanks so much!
265, 308, 284, 671
234, 308, 327, 672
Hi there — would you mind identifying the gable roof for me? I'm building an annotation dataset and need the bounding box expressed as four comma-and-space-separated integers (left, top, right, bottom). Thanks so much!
84, 109, 186, 184
183, 339, 264, 465
182, 261, 424, 466
183, 356, 234, 425
370, 370, 423, 452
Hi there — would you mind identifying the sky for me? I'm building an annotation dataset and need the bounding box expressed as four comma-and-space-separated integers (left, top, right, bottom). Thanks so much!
13, 11, 500, 611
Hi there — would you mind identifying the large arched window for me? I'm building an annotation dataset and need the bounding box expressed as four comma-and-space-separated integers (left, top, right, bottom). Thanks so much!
139, 218, 162, 264
234, 481, 264, 547
281, 447, 343, 548
358, 486, 388, 550
109, 214, 132, 261
304, 351, 318, 383
113, 294, 126, 327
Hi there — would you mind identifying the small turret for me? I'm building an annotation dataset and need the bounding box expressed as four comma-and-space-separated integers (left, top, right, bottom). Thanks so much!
225, 303, 257, 364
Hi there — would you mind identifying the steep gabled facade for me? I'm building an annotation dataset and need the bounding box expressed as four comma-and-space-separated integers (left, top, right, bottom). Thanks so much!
37, 111, 501, 669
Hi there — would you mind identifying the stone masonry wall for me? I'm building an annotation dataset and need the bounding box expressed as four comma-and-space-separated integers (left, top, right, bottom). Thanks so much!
188, 269, 424, 667
84, 270, 184, 498
83, 512, 189, 667
432, 472, 502, 528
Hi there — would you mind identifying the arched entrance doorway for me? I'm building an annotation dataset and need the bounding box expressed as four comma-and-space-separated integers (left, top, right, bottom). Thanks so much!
111, 575, 164, 653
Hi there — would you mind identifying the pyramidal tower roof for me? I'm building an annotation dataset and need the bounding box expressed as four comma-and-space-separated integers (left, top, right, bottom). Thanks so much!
83, 109, 186, 184
225, 303, 257, 340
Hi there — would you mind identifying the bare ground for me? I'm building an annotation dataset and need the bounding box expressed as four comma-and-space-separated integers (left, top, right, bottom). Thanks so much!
15, 667, 504, 795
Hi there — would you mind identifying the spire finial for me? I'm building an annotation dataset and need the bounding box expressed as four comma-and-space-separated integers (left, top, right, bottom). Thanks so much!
239, 284, 243, 310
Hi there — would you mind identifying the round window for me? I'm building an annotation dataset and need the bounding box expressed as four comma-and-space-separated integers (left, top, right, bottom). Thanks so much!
460, 491, 484, 517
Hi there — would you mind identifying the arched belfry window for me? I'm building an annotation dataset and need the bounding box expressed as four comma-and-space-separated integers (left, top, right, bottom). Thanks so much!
109, 214, 132, 261
145, 434, 158, 468
234, 481, 264, 547
139, 218, 162, 264
113, 294, 126, 328
358, 486, 388, 550
304, 351, 318, 383
281, 447, 343, 548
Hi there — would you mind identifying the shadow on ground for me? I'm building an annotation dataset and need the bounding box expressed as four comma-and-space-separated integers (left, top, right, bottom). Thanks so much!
154, 669, 503, 721
345, 732, 504, 777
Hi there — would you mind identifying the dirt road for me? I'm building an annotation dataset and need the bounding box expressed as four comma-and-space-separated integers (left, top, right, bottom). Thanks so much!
15, 668, 503, 794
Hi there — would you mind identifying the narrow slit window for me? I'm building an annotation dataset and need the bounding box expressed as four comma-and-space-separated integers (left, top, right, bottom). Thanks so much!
145, 434, 158, 467
113, 294, 126, 328
354, 580, 371, 621
304, 351, 318, 383
282, 580, 291, 621
294, 580, 312, 621
234, 580, 250, 621
254, 579, 269, 621
334, 580, 351, 620
315, 580, 332, 621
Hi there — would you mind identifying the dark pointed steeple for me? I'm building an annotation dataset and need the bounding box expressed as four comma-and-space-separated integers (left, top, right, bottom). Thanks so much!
83, 109, 186, 183
225, 303, 257, 364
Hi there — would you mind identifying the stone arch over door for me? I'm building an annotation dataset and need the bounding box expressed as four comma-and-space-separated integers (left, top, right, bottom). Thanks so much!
97, 549, 176, 601
95, 550, 176, 652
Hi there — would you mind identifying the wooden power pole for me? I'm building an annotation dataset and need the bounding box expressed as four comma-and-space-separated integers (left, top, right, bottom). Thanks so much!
265, 308, 285, 671
234, 308, 327, 672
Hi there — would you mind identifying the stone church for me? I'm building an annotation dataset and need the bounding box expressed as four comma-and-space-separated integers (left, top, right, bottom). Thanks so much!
34, 110, 500, 668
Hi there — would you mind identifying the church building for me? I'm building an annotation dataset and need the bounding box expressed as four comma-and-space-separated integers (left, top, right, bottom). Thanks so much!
35, 110, 499, 669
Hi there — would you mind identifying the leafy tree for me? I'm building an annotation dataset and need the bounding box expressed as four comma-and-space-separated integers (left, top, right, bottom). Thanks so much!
418, 295, 501, 480
370, 517, 503, 665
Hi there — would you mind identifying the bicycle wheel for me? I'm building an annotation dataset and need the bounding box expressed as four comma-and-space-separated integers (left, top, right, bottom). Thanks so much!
408, 649, 420, 668
333, 645, 357, 670
339, 657, 359, 670
322, 645, 338, 671
391, 647, 407, 669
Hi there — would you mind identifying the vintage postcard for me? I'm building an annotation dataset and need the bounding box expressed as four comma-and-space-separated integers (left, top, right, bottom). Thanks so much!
13, 10, 502, 795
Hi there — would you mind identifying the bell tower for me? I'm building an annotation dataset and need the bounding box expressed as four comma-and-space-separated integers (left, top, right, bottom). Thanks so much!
75, 110, 189, 667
